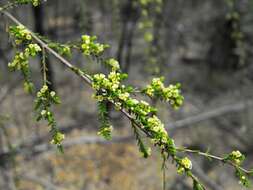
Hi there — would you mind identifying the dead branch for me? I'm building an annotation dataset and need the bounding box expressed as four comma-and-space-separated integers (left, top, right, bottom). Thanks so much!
167, 100, 253, 130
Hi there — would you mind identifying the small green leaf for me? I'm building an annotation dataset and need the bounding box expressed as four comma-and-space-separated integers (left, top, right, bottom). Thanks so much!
193, 180, 205, 190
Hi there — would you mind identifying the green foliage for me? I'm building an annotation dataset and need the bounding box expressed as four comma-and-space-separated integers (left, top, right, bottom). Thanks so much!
136, 0, 164, 74
224, 150, 245, 165
177, 157, 192, 175
137, 0, 163, 25
6, 20, 253, 189
9, 25, 32, 43
8, 25, 42, 93
81, 35, 109, 56
35, 84, 63, 151
36, 35, 72, 57
131, 121, 151, 158
1, 1, 253, 189
15, 0, 40, 6
48, 43, 71, 57
236, 168, 251, 187
225, 0, 246, 66
8, 24, 64, 150
193, 180, 205, 190
143, 77, 184, 109
90, 49, 179, 164
97, 101, 113, 140
104, 58, 120, 71
223, 150, 251, 187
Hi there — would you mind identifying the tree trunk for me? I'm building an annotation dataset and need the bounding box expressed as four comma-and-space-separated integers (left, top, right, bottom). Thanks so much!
33, 5, 55, 91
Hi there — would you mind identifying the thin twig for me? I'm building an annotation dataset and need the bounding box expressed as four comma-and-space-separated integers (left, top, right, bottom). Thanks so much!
177, 147, 252, 174
0, 9, 92, 84
190, 159, 224, 190
42, 47, 47, 84
168, 100, 253, 130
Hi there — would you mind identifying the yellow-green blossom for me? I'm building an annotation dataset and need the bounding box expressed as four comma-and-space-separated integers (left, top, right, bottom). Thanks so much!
51, 132, 65, 145
143, 77, 183, 109
41, 85, 48, 93
106, 58, 120, 71
50, 91, 56, 97
231, 150, 242, 158
81, 35, 109, 56
41, 110, 47, 116
177, 167, 185, 175
119, 92, 130, 101
147, 115, 167, 135
181, 157, 192, 170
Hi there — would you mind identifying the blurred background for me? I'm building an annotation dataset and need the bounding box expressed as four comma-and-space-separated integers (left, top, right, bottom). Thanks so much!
0, 0, 253, 189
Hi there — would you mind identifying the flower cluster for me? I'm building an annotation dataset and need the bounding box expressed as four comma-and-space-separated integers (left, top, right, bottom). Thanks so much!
8, 43, 41, 93
31, 0, 40, 6
97, 124, 113, 140
225, 150, 245, 165
48, 43, 71, 57
81, 35, 109, 56
8, 23, 64, 150
8, 52, 28, 71
133, 100, 156, 116
139, 0, 162, 6
143, 77, 184, 109
35, 85, 64, 149
104, 58, 120, 71
92, 71, 130, 139
35, 85, 60, 120
25, 43, 42, 56
137, 0, 163, 20
15, 0, 40, 6
137, 0, 163, 43
223, 150, 251, 187
51, 131, 65, 146
9, 25, 32, 44
89, 47, 170, 153
225, 0, 246, 66
147, 115, 167, 135
92, 72, 128, 95
91, 70, 177, 157
136, 0, 165, 75
177, 157, 192, 175
236, 168, 250, 187
8, 44, 41, 70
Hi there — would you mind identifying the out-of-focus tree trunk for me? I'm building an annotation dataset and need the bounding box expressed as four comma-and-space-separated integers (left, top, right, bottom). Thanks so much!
117, 0, 139, 72
124, 22, 136, 73
33, 5, 55, 91
77, 0, 93, 34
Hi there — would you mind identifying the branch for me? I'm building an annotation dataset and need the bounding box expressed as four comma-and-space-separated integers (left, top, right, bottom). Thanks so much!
0, 9, 92, 85
177, 147, 252, 174
191, 159, 224, 190
167, 100, 253, 130
0, 9, 138, 140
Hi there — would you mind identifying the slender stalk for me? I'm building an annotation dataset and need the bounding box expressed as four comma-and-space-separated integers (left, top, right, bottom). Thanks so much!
177, 147, 252, 174
42, 47, 47, 85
